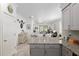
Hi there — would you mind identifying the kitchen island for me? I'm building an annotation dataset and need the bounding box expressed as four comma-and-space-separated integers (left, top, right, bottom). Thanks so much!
28, 36, 62, 56
29, 43, 62, 56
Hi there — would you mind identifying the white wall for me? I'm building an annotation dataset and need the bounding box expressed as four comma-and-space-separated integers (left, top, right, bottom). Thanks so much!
16, 3, 61, 23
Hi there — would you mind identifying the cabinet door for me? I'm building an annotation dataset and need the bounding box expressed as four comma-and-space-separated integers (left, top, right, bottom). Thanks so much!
62, 5, 71, 30
71, 4, 79, 30
45, 44, 61, 56
62, 46, 72, 56
30, 48, 44, 56
62, 46, 67, 56
45, 48, 61, 56
61, 3, 70, 10
30, 44, 44, 56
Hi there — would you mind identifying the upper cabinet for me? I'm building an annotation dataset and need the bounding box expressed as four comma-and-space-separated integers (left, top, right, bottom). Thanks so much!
61, 3, 70, 10
71, 4, 79, 30
62, 4, 71, 30
62, 3, 79, 31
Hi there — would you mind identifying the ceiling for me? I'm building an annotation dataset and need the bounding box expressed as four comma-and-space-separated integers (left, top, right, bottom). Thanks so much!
14, 3, 62, 23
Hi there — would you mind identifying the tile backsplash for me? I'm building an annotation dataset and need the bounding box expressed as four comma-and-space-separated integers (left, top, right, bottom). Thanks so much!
70, 30, 79, 40
63, 30, 79, 40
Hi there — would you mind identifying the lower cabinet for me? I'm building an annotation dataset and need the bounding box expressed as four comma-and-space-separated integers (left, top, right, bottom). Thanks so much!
30, 44, 61, 56
45, 44, 61, 56
30, 44, 44, 56
62, 45, 72, 56
30, 48, 44, 56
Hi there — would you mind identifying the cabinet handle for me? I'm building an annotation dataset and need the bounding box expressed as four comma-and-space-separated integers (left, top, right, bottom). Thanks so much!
68, 25, 70, 30
4, 40, 7, 42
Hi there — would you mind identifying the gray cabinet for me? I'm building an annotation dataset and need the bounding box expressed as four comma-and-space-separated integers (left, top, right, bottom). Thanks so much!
30, 44, 61, 56
30, 44, 44, 56
62, 46, 72, 56
30, 48, 44, 56
45, 44, 61, 56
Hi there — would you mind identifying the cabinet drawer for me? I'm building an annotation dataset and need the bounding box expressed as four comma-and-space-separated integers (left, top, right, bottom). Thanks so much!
30, 48, 44, 56
62, 46, 72, 56
45, 48, 61, 56
30, 44, 44, 48
45, 44, 60, 48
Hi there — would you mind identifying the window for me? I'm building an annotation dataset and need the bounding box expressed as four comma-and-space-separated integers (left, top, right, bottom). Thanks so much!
39, 25, 48, 34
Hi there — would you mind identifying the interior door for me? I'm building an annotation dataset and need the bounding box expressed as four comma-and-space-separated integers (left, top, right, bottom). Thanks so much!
0, 13, 3, 56
2, 13, 18, 56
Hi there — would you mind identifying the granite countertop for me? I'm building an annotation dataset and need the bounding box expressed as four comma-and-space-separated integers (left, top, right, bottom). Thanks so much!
63, 40, 79, 56
28, 36, 62, 44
